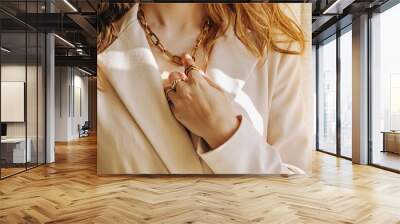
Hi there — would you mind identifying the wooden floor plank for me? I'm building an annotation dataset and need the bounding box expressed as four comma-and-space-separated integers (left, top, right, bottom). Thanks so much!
0, 135, 400, 223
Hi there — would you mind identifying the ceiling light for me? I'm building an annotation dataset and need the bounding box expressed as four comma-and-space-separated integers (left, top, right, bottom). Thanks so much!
322, 0, 343, 14
1, 47, 11, 53
54, 34, 75, 48
76, 48, 86, 56
63, 0, 78, 12
78, 67, 93, 76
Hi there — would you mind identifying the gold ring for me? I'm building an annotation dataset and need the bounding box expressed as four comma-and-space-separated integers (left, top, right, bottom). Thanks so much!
184, 65, 202, 76
171, 78, 185, 91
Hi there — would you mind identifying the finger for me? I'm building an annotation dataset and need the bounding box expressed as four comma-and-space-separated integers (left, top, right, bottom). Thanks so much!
182, 54, 204, 83
168, 72, 188, 92
168, 71, 192, 97
164, 83, 173, 92
169, 94, 183, 117
182, 53, 195, 67
168, 71, 187, 84
168, 91, 179, 102
164, 87, 174, 98
165, 88, 180, 105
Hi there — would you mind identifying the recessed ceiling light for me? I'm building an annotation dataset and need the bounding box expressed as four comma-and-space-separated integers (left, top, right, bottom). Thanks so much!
322, 0, 353, 15
1, 47, 11, 53
54, 34, 75, 48
63, 0, 78, 12
78, 67, 93, 76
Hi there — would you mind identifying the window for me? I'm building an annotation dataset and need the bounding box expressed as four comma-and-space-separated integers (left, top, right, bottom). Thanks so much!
371, 2, 400, 171
312, 45, 317, 149
317, 36, 337, 154
340, 28, 352, 158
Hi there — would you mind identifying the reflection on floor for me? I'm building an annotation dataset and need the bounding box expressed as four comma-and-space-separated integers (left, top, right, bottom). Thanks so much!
373, 150, 400, 171
0, 136, 400, 223
0, 167, 25, 178
0, 163, 42, 178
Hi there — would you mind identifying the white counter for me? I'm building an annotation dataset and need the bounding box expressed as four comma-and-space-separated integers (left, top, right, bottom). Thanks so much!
1, 138, 32, 163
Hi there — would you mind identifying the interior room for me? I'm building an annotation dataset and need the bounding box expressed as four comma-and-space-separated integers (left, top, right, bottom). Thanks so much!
0, 0, 399, 223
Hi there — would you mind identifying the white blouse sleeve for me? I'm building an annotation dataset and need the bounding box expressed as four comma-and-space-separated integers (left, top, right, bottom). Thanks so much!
196, 53, 311, 174
266, 52, 312, 173
196, 115, 285, 174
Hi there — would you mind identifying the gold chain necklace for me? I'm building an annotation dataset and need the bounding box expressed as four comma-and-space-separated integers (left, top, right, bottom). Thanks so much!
137, 5, 211, 66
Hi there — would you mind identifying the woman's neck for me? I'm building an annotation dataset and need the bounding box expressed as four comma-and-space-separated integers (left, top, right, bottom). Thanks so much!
141, 3, 206, 32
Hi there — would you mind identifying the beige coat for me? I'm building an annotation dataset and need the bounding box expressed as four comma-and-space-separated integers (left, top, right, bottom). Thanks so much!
97, 4, 313, 175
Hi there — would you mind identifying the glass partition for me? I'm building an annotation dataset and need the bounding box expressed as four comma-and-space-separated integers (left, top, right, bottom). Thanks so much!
0, 0, 46, 179
371, 3, 400, 171
339, 28, 352, 158
1, 30, 28, 178
317, 36, 337, 154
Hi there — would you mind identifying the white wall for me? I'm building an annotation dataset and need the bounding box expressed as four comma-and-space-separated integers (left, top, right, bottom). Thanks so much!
72, 73, 89, 138
54, 67, 89, 141
55, 67, 70, 141
1, 65, 36, 138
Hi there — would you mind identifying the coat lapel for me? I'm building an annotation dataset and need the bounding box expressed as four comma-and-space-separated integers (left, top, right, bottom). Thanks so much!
97, 4, 203, 173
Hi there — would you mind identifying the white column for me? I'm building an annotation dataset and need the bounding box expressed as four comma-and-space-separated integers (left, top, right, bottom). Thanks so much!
46, 32, 55, 163
45, 0, 56, 163
352, 14, 369, 164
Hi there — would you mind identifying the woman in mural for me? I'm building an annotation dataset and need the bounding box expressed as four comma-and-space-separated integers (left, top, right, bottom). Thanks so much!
97, 3, 312, 174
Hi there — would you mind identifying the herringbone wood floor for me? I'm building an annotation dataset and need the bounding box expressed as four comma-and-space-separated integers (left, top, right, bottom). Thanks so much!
1, 135, 400, 224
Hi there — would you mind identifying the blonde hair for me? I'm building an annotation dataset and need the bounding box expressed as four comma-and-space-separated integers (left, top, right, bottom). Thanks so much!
98, 3, 306, 59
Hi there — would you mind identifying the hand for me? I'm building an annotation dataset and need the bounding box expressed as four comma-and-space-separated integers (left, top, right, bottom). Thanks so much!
164, 54, 240, 149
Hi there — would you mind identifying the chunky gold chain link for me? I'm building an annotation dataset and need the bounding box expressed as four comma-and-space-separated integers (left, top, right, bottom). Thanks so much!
137, 5, 210, 66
